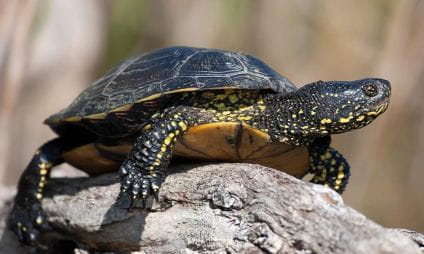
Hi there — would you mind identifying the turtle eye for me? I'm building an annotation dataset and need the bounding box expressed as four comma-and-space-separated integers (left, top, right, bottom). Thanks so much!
362, 84, 379, 97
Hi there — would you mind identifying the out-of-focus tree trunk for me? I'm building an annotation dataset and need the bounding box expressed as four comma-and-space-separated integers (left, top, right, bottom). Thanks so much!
0, 0, 39, 185
1, 0, 106, 185
345, 0, 424, 228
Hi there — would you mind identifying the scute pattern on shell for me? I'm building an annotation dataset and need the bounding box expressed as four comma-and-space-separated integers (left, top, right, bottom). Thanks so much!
45, 46, 296, 123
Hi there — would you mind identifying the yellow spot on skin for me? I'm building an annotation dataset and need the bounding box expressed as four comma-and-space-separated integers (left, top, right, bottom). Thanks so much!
320, 118, 332, 124
339, 116, 353, 123
178, 121, 187, 131
301, 126, 309, 129
325, 152, 332, 160
171, 121, 177, 127
331, 159, 336, 165
39, 162, 52, 169
291, 114, 297, 119
164, 137, 171, 145
238, 115, 252, 121
298, 110, 304, 114
39, 169, 48, 175
319, 126, 326, 130
310, 111, 316, 115
22, 226, 27, 232
337, 172, 345, 179
36, 193, 43, 200
36, 216, 43, 225
356, 115, 365, 121
229, 94, 239, 103
38, 182, 45, 188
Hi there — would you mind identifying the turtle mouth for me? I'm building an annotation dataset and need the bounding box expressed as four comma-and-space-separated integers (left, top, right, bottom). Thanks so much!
349, 100, 389, 129
367, 99, 390, 116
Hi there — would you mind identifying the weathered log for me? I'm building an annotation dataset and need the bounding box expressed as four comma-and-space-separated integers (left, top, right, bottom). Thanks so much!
0, 163, 422, 253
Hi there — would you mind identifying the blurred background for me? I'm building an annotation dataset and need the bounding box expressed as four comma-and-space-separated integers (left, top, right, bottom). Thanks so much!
0, 0, 423, 232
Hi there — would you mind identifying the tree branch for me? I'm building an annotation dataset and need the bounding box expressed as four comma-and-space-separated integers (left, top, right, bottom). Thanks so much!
1, 163, 423, 253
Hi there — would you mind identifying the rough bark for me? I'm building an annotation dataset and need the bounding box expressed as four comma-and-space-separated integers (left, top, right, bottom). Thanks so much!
0, 163, 423, 253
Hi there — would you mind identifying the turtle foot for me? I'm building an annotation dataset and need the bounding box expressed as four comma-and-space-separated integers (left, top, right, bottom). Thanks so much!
8, 199, 50, 245
118, 165, 162, 210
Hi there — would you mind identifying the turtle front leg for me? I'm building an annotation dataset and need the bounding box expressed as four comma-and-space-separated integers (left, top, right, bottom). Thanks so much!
308, 137, 351, 194
9, 138, 66, 245
119, 109, 190, 208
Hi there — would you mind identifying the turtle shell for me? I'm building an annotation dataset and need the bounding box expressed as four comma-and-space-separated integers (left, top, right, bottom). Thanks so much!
45, 46, 296, 124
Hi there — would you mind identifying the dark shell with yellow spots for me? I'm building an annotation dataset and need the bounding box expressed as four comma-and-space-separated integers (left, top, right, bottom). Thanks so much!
45, 46, 295, 124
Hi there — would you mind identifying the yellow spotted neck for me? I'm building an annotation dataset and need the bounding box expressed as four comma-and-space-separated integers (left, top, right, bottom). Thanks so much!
176, 89, 269, 126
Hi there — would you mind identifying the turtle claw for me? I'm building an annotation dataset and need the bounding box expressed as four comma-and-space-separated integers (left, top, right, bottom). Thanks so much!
119, 167, 162, 210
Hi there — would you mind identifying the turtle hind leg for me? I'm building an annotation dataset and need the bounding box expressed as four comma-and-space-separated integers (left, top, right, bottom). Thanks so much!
9, 138, 68, 245
308, 137, 351, 194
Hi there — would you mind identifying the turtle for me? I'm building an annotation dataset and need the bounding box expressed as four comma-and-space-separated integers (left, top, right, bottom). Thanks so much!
9, 46, 391, 245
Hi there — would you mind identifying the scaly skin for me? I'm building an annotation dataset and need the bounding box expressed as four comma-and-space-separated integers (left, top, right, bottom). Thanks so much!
119, 108, 191, 208
9, 78, 391, 245
308, 137, 350, 193
118, 78, 390, 203
8, 139, 65, 245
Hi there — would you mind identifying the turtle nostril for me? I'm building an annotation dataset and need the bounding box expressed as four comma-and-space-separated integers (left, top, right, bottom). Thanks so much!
362, 84, 379, 97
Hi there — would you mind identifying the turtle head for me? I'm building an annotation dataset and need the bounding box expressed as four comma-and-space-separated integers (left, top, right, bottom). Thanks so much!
299, 78, 391, 135
268, 78, 391, 145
